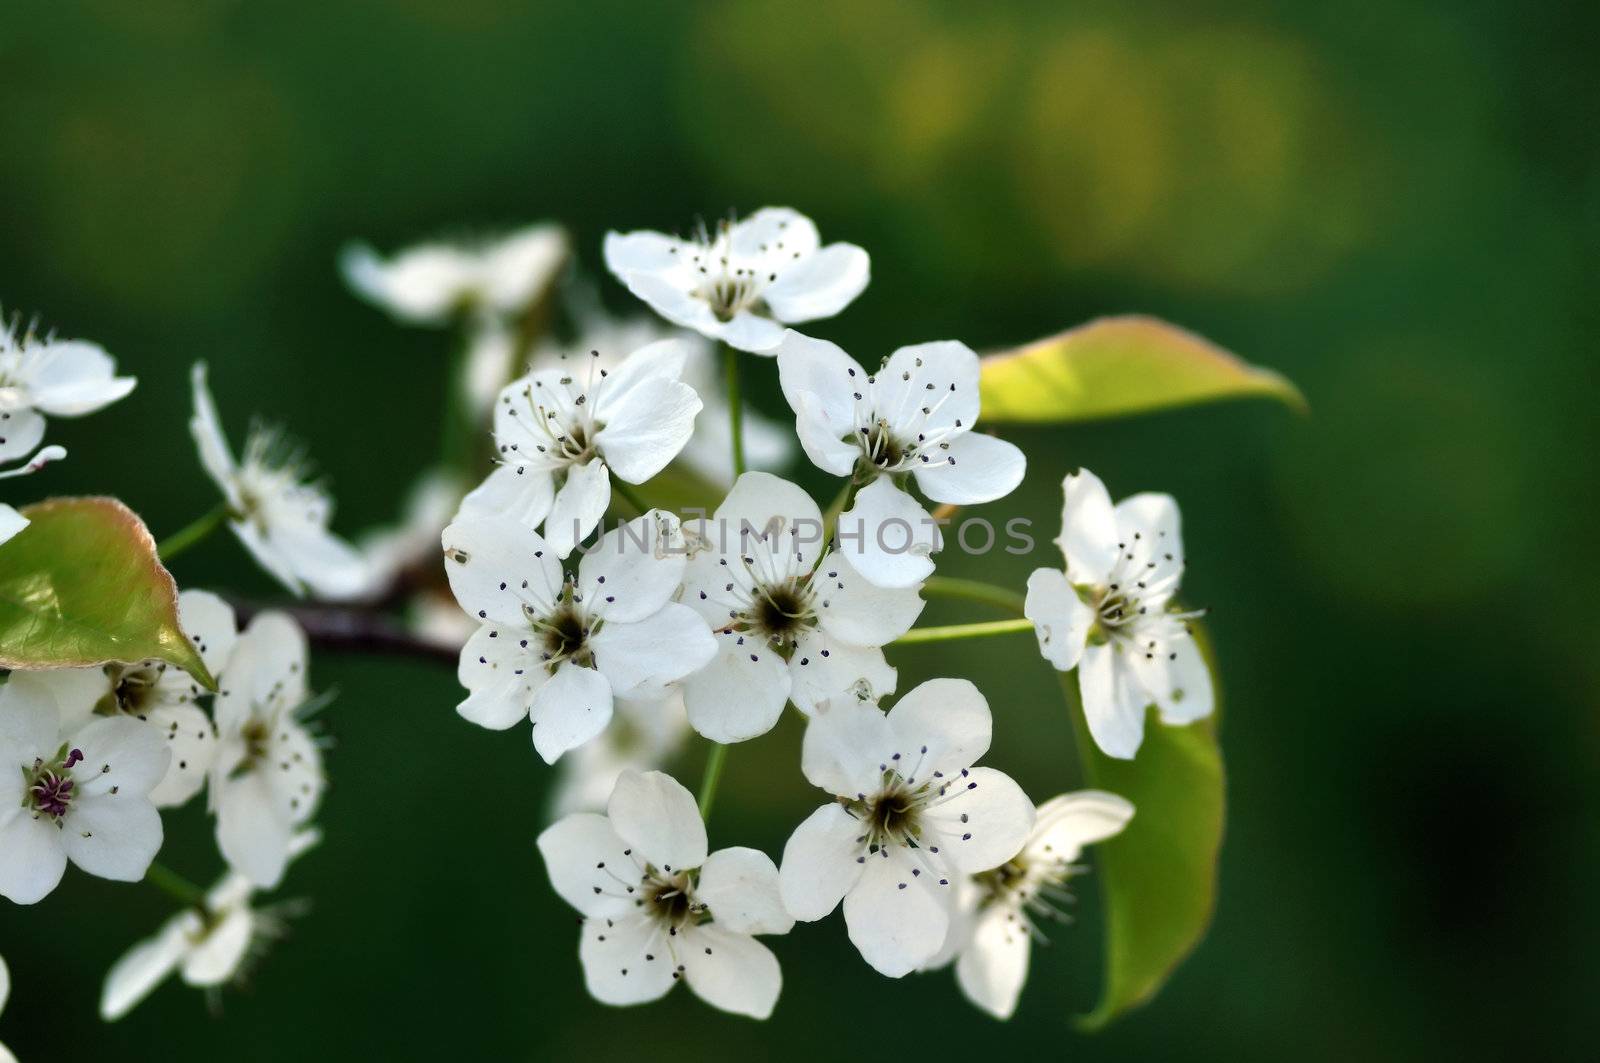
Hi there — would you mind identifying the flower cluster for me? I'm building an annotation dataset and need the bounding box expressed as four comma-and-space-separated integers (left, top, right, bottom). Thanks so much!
431, 207, 1216, 1020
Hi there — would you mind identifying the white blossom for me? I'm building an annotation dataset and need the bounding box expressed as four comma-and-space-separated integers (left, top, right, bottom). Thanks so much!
341, 224, 569, 325
1024, 469, 1213, 759
0, 443, 66, 546
0, 682, 168, 905
190, 363, 369, 599
0, 950, 11, 1063
2, 590, 237, 808
530, 313, 792, 487
604, 207, 868, 353
441, 510, 715, 764
457, 341, 702, 558
778, 680, 1035, 977
538, 770, 793, 1018
209, 612, 326, 889
929, 791, 1133, 1019
100, 829, 320, 1021
679, 472, 922, 743
550, 691, 692, 819
775, 331, 1025, 587
0, 315, 135, 467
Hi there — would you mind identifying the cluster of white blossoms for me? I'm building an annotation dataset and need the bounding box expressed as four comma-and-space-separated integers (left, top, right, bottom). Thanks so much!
0, 204, 1223, 1038
0, 588, 329, 1013
434, 207, 1216, 1020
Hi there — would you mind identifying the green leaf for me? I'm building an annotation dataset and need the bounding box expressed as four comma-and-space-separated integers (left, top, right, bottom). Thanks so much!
980, 314, 1305, 423
0, 497, 217, 689
1065, 659, 1225, 1030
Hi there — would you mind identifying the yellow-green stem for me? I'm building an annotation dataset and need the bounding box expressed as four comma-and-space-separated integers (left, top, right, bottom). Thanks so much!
893, 617, 1034, 645
156, 503, 232, 562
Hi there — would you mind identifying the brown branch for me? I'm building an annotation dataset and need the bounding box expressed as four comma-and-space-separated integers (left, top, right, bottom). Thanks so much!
225, 597, 460, 667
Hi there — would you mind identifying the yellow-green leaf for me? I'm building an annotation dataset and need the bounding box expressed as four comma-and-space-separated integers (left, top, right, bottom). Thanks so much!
1065, 667, 1225, 1029
981, 314, 1305, 423
0, 496, 217, 689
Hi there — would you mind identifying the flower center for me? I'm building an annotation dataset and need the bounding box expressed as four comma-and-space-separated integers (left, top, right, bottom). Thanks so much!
536, 600, 594, 669
642, 871, 700, 930
25, 747, 84, 820
94, 661, 166, 718
749, 582, 813, 642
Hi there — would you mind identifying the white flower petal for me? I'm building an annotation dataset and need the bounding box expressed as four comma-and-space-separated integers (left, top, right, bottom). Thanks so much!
177, 589, 238, 678
764, 243, 870, 323
681, 925, 783, 1019
578, 510, 686, 624
779, 803, 866, 921
63, 793, 163, 882
456, 623, 542, 730
180, 907, 254, 986
712, 471, 824, 575
441, 516, 563, 627
529, 664, 614, 764
537, 812, 643, 917
2, 668, 104, 732
886, 677, 991, 780
730, 207, 820, 258
696, 846, 793, 936
921, 767, 1034, 873
457, 462, 555, 530
187, 363, 239, 493
842, 845, 950, 977
775, 330, 865, 438
545, 459, 612, 558
681, 631, 790, 744
1028, 790, 1135, 863
955, 903, 1031, 1020
619, 269, 722, 337
339, 242, 477, 323
874, 341, 980, 439
1114, 491, 1185, 588
834, 478, 939, 589
0, 811, 68, 904
718, 312, 787, 354
579, 910, 675, 1006
480, 224, 568, 312
590, 604, 716, 702
799, 696, 895, 798
1079, 643, 1149, 759
0, 681, 59, 756
22, 340, 136, 416
593, 338, 692, 411
100, 916, 191, 1020
606, 769, 707, 872
813, 550, 925, 646
603, 229, 684, 276
272, 520, 370, 601
787, 631, 895, 717
1130, 636, 1214, 726
912, 432, 1026, 506
0, 502, 25, 544
214, 773, 293, 888
794, 398, 860, 477
72, 715, 171, 799
595, 377, 701, 483
145, 702, 217, 808
1024, 568, 1094, 671
0, 407, 45, 464
1056, 468, 1120, 585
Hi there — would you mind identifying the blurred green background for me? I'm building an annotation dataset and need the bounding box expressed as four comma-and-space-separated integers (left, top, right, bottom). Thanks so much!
2, 1, 1595, 1059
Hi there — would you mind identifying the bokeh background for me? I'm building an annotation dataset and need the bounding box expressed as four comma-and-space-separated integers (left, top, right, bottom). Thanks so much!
1, 2, 1594, 1059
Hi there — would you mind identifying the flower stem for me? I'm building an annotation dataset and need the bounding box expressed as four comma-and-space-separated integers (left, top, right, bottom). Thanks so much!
156, 503, 232, 562
893, 617, 1034, 645
922, 575, 1026, 615
697, 741, 728, 818
144, 860, 207, 910
724, 345, 746, 478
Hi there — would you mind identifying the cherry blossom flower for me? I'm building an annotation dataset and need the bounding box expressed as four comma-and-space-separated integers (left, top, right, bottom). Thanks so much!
1024, 469, 1213, 759
100, 829, 319, 1020
190, 363, 369, 599
0, 443, 66, 546
604, 208, 868, 353
209, 612, 326, 889
778, 680, 1034, 977
928, 791, 1133, 1019
341, 224, 569, 325
0, 682, 169, 905
775, 331, 1025, 587
457, 341, 702, 557
538, 770, 793, 1018
679, 472, 922, 743
441, 510, 715, 764
550, 692, 692, 819
530, 313, 792, 486
0, 315, 135, 467
2, 590, 237, 808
